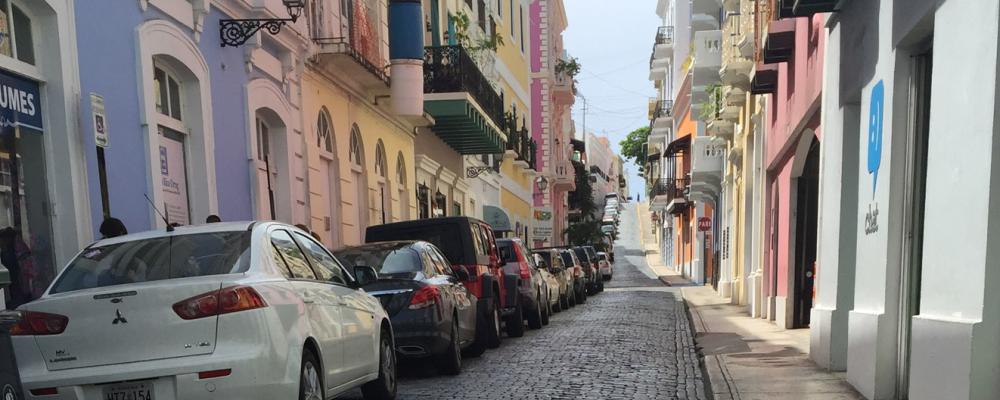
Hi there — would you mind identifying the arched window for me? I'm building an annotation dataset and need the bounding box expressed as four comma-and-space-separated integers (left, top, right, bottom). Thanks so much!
395, 153, 407, 188
374, 140, 387, 178
317, 107, 333, 152
349, 124, 363, 167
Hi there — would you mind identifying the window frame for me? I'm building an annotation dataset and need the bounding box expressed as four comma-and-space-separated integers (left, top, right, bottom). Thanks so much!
269, 229, 318, 281
316, 107, 334, 155
292, 231, 352, 286
0, 0, 35, 66
153, 62, 186, 134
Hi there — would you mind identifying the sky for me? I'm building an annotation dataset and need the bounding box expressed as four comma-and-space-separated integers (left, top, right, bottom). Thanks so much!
564, 0, 661, 201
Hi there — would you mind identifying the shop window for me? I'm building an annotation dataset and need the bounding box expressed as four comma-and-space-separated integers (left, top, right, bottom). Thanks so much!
153, 61, 191, 225
0, 1, 34, 65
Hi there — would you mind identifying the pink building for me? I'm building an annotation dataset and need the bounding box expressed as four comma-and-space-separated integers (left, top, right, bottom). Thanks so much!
753, 12, 825, 329
530, 0, 576, 247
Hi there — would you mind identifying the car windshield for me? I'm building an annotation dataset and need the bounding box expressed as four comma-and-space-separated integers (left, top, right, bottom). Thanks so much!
573, 248, 589, 263
334, 245, 422, 276
50, 231, 251, 294
537, 251, 553, 268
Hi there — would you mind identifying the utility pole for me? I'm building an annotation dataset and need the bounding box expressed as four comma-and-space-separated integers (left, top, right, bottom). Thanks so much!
578, 93, 587, 138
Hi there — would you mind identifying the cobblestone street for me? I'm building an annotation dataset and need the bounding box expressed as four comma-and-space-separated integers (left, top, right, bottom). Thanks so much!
339, 204, 707, 399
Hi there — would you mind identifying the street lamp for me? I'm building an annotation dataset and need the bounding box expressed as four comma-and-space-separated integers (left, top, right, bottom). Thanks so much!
536, 176, 549, 191
220, 0, 307, 47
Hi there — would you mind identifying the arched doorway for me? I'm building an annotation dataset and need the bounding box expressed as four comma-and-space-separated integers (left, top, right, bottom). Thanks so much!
252, 107, 290, 222
348, 125, 368, 243
312, 106, 341, 247
374, 140, 389, 225
792, 134, 820, 328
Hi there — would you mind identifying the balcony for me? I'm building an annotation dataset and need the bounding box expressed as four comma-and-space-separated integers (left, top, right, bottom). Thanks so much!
750, 63, 779, 94
787, 0, 847, 16
504, 121, 537, 171
311, 0, 389, 90
691, 30, 722, 115
688, 136, 725, 204
650, 178, 690, 214
554, 160, 576, 190
650, 100, 673, 138
720, 13, 753, 88
553, 70, 576, 105
763, 18, 796, 64
692, 0, 722, 32
653, 26, 675, 58
649, 52, 670, 82
424, 45, 507, 155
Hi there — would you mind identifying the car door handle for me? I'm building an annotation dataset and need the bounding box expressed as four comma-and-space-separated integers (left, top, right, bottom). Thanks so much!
337, 300, 348, 306
302, 297, 316, 304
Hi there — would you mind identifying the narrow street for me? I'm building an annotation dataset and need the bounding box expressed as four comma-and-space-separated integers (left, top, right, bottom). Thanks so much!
339, 203, 707, 400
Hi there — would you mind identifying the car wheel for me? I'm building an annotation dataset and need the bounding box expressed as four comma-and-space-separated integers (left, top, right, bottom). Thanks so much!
578, 286, 587, 304
486, 298, 503, 348
568, 290, 576, 307
438, 319, 462, 376
598, 279, 605, 292
527, 295, 543, 330
505, 298, 526, 337
361, 327, 397, 400
299, 349, 324, 400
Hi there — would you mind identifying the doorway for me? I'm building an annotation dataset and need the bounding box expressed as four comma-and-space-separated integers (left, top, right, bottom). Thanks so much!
896, 48, 932, 399
792, 136, 820, 328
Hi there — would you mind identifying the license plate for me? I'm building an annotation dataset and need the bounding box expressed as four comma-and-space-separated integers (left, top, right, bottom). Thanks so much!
101, 381, 154, 400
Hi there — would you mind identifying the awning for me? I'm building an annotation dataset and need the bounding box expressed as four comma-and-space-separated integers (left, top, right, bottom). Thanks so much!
483, 205, 512, 232
425, 99, 506, 154
751, 63, 779, 95
763, 19, 796, 64
664, 135, 691, 157
571, 139, 586, 153
647, 152, 662, 162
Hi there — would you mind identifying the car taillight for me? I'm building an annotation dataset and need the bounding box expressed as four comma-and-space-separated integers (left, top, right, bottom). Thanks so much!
574, 266, 582, 277
409, 286, 441, 309
10, 311, 68, 336
519, 261, 531, 280
173, 286, 267, 320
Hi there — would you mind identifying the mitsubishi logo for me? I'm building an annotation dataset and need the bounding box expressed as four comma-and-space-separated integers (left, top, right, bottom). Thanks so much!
112, 309, 128, 325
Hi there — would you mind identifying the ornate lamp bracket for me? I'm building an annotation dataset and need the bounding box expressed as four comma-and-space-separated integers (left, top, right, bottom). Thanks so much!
466, 166, 494, 179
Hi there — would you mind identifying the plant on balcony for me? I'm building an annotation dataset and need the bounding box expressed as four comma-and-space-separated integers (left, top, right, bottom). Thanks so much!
699, 84, 724, 122
619, 126, 650, 167
555, 57, 582, 78
449, 12, 505, 56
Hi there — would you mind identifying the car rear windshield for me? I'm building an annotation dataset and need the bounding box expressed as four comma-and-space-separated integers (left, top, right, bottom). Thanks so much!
334, 245, 421, 276
497, 240, 516, 263
573, 248, 589, 263
50, 232, 251, 294
368, 225, 467, 265
559, 252, 574, 266
537, 251, 553, 267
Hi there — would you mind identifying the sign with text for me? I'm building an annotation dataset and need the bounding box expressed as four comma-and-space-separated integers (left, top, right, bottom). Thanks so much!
0, 70, 41, 131
532, 207, 553, 243
90, 93, 108, 147
698, 217, 712, 232
159, 135, 190, 225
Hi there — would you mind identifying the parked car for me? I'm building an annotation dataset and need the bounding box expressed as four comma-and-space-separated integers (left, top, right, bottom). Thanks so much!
333, 241, 477, 375
532, 253, 562, 314
366, 217, 508, 353
534, 249, 572, 311
573, 246, 603, 294
558, 249, 587, 305
12, 222, 397, 400
583, 246, 605, 291
596, 251, 613, 281
497, 238, 549, 331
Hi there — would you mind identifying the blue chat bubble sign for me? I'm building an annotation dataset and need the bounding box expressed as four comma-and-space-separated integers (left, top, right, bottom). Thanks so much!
867, 80, 884, 197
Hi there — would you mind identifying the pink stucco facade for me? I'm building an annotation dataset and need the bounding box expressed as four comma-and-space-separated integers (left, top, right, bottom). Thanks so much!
761, 14, 824, 325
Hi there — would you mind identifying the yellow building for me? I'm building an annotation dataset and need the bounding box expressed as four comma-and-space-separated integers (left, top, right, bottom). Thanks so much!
300, 0, 420, 248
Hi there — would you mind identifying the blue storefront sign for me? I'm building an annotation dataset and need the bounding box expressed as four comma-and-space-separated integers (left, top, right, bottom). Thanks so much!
0, 70, 41, 131
867, 80, 884, 197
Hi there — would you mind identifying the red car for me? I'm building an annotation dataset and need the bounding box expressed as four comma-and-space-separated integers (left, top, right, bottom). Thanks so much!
366, 217, 508, 356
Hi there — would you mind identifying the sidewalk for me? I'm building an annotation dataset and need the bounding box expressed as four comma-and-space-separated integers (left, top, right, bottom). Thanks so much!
635, 202, 863, 400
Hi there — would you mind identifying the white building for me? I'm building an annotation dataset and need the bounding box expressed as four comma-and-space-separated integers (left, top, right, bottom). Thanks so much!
812, 0, 1000, 398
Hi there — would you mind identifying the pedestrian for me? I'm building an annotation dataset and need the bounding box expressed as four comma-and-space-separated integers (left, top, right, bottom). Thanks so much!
206, 215, 221, 223
99, 217, 128, 239
1, 227, 35, 309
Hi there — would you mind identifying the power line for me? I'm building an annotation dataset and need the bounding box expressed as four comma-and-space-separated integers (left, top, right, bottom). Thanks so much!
577, 70, 653, 98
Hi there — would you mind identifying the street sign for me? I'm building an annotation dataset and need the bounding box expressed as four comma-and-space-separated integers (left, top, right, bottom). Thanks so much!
698, 217, 712, 232
91, 93, 108, 148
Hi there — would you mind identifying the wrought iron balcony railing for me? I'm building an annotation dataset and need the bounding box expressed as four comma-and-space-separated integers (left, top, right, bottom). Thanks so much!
311, 0, 388, 83
653, 100, 674, 120
655, 26, 674, 46
649, 177, 689, 200
424, 45, 506, 129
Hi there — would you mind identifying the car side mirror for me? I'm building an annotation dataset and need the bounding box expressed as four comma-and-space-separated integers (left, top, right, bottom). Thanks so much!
353, 265, 378, 286
453, 267, 471, 281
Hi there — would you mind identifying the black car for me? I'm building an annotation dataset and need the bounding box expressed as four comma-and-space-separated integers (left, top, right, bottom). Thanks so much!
583, 245, 605, 293
558, 249, 587, 305
334, 241, 478, 375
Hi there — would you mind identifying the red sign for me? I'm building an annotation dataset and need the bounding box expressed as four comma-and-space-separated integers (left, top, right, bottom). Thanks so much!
698, 217, 712, 232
